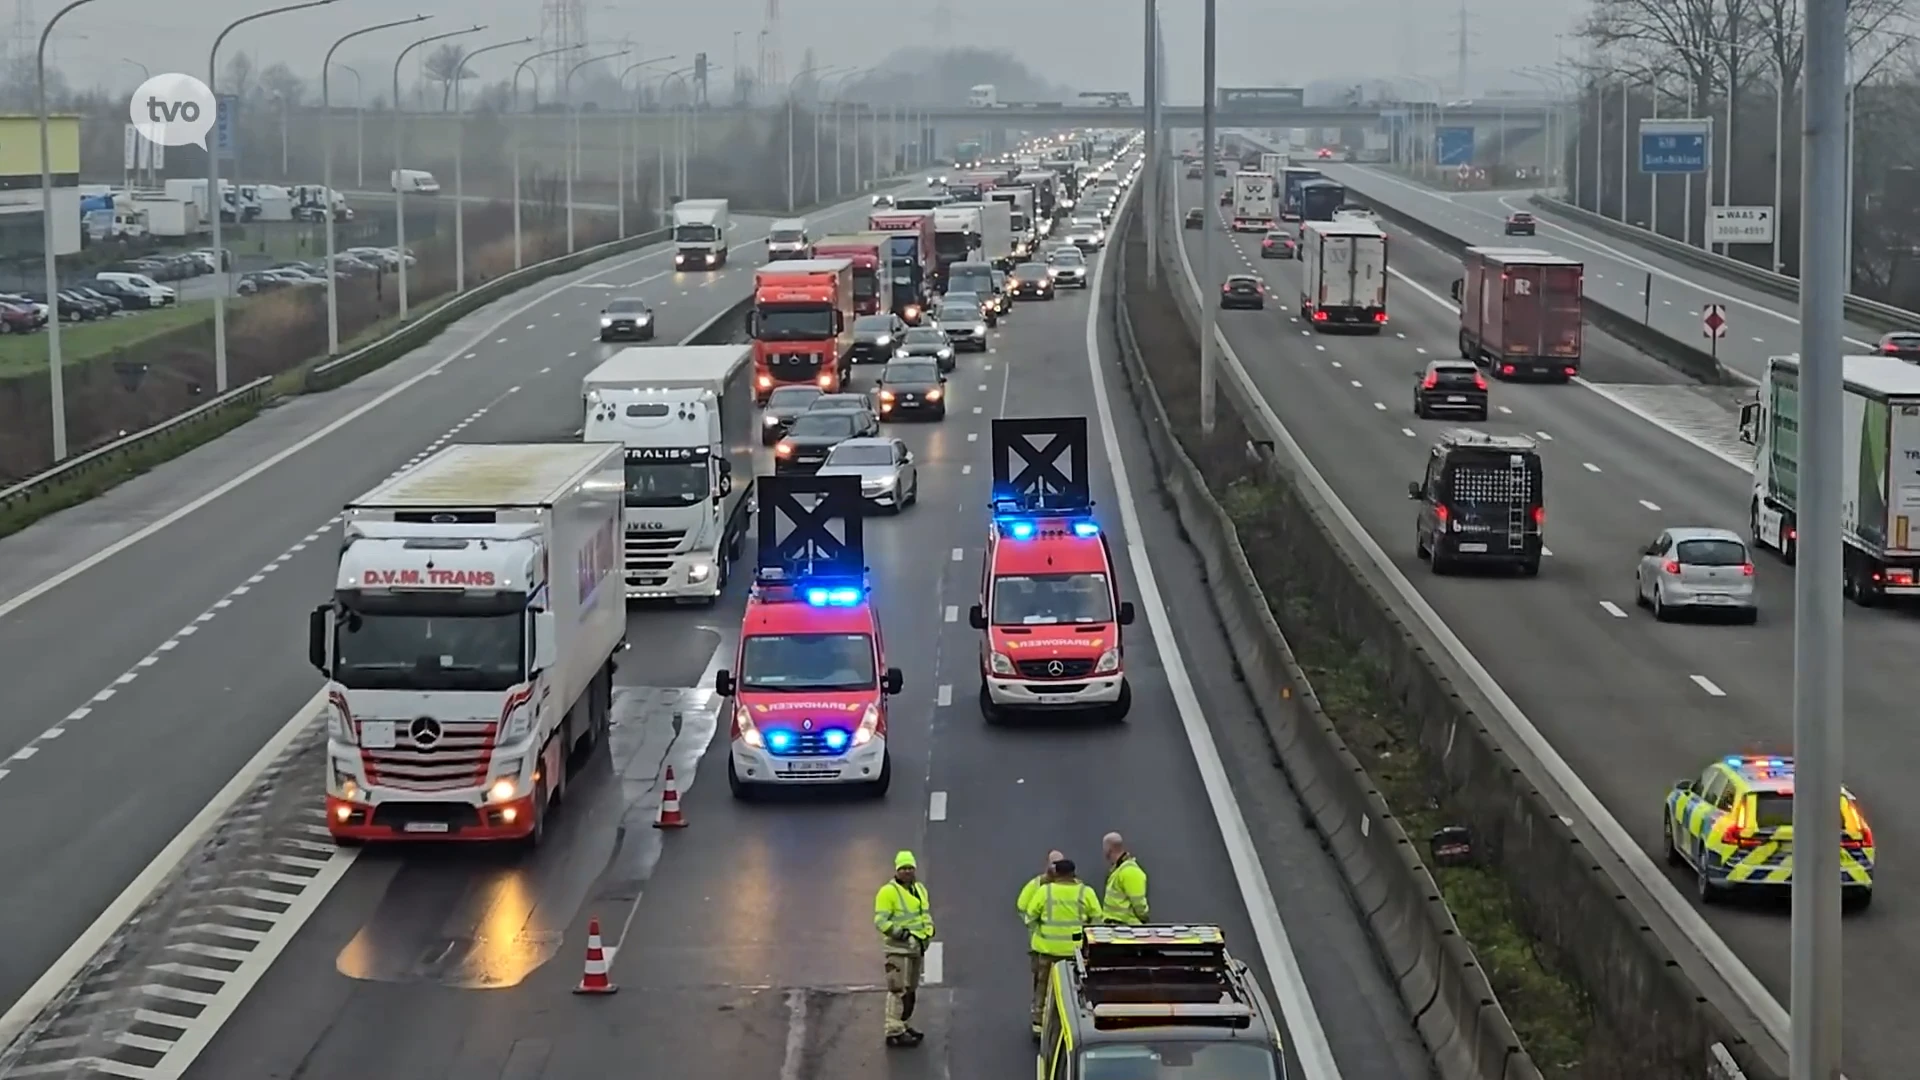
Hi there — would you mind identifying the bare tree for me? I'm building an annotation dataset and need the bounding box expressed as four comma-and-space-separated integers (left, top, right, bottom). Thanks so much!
258, 62, 306, 108
222, 51, 257, 99
424, 43, 468, 111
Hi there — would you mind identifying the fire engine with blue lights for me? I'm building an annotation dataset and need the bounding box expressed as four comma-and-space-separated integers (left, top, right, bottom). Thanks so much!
968, 417, 1135, 722
714, 473, 903, 797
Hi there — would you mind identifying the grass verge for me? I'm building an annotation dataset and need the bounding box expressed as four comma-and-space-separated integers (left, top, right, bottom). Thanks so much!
0, 301, 221, 378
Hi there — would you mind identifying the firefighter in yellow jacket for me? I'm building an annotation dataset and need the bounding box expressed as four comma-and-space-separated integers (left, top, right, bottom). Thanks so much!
1100, 832, 1149, 924
874, 850, 934, 1047
1017, 849, 1067, 920
1022, 857, 1101, 1034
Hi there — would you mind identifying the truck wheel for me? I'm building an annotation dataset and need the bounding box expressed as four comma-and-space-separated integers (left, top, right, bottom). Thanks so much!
867, 752, 892, 798
1457, 330, 1473, 360
1108, 680, 1132, 722
978, 683, 1005, 726
520, 776, 549, 849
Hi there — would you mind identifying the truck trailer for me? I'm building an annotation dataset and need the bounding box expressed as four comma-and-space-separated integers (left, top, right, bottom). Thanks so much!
747, 258, 855, 402
931, 206, 982, 286
583, 345, 757, 602
672, 198, 730, 269
949, 200, 1016, 268
1279, 166, 1324, 221
1299, 218, 1388, 331
312, 443, 627, 845
1231, 171, 1276, 232
810, 233, 889, 316
1740, 354, 1920, 603
1450, 247, 1583, 381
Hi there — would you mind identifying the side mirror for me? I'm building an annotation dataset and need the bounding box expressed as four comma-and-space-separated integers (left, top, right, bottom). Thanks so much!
1449, 279, 1463, 302
531, 611, 559, 672
745, 310, 759, 335
883, 667, 904, 695
1407, 481, 1423, 500
968, 604, 987, 629
833, 311, 846, 333
1738, 401, 1760, 445
1673, 779, 1695, 794
718, 458, 733, 477
307, 604, 330, 674
717, 474, 733, 499
903, 451, 914, 463
1118, 601, 1136, 626
714, 669, 736, 696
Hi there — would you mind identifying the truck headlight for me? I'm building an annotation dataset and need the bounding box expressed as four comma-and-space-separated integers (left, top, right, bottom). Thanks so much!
487, 777, 519, 803
1094, 648, 1120, 674
989, 652, 1016, 676
688, 561, 712, 583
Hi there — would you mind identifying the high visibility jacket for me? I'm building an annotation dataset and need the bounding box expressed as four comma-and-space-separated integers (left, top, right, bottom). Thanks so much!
874, 880, 934, 954
1024, 879, 1100, 957
1102, 855, 1149, 924
1017, 873, 1051, 919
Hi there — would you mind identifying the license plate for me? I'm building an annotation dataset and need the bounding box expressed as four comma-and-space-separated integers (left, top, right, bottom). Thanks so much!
1446, 395, 1466, 402
779, 761, 840, 773
1696, 593, 1733, 604
402, 821, 449, 833
361, 721, 397, 749
1458, 542, 1488, 553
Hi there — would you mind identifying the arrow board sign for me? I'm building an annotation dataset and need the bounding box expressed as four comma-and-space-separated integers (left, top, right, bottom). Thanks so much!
1710, 206, 1774, 245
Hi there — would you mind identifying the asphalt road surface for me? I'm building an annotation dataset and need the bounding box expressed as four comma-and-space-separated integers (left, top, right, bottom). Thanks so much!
1173, 169, 1919, 1078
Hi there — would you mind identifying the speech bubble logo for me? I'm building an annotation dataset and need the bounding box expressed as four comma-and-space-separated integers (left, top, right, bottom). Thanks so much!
129, 72, 217, 150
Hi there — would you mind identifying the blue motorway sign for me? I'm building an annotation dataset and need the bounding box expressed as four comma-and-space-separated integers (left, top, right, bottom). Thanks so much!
214, 94, 238, 159
1638, 118, 1708, 174
1434, 126, 1474, 166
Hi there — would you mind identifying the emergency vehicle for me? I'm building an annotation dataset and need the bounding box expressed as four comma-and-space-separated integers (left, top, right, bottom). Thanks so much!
1040, 925, 1288, 1079
714, 474, 902, 798
967, 417, 1135, 722
1662, 755, 1874, 911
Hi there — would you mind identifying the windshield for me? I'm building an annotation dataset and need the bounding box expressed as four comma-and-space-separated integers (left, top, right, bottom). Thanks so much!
332, 607, 525, 692
770, 229, 805, 244
756, 306, 836, 339
945, 293, 981, 308
1052, 251, 1084, 265
1676, 538, 1748, 566
1081, 1043, 1280, 1080
1015, 264, 1048, 278
851, 273, 880, 300
625, 459, 709, 506
606, 299, 648, 313
767, 386, 823, 410
991, 572, 1114, 625
789, 413, 855, 438
675, 224, 719, 242
885, 363, 939, 384
934, 233, 971, 257
739, 632, 876, 691
828, 444, 894, 466
904, 329, 947, 346
854, 315, 894, 333
1010, 213, 1027, 230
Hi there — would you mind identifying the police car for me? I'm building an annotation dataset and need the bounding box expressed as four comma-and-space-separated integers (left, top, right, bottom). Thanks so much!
1662, 755, 1874, 910
714, 475, 902, 798
1040, 925, 1288, 1079
969, 418, 1134, 722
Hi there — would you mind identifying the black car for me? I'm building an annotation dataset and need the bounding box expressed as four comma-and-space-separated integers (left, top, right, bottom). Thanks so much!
1410, 429, 1544, 576
808, 392, 881, 421
1412, 362, 1489, 420
69, 286, 124, 313
1008, 262, 1053, 300
851, 313, 906, 363
761, 385, 823, 445
776, 410, 873, 473
1220, 274, 1265, 310
876, 358, 947, 420
88, 279, 153, 308
24, 291, 97, 322
599, 297, 655, 341
1879, 331, 1920, 361
893, 326, 957, 372
58, 290, 112, 319
1504, 212, 1536, 236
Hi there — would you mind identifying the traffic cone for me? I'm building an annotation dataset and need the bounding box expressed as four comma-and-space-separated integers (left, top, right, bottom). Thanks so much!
574, 917, 617, 995
654, 766, 687, 829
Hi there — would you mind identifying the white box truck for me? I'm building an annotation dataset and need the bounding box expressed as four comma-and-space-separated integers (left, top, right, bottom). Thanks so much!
1300, 217, 1388, 331
128, 195, 198, 237
951, 200, 1016, 268
1231, 171, 1276, 232
582, 344, 756, 602
1260, 152, 1288, 175
931, 204, 982, 285
310, 443, 627, 846
1740, 354, 1920, 603
673, 198, 731, 269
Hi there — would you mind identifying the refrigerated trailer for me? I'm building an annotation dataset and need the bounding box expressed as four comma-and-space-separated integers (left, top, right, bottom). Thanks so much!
1450, 247, 1584, 382
1299, 218, 1387, 331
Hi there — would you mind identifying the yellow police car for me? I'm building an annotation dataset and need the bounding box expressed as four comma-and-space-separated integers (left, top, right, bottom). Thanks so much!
1662, 755, 1874, 911
1038, 925, 1287, 1080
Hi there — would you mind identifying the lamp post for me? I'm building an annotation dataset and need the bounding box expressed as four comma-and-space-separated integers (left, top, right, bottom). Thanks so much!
786, 63, 845, 211
1198, 0, 1217, 435
566, 49, 629, 253
453, 37, 535, 290
119, 57, 150, 188
511, 45, 580, 269
823, 70, 862, 198
655, 66, 694, 217
393, 25, 484, 318
209, 0, 342, 395
332, 63, 364, 188
616, 54, 675, 237
322, 15, 428, 358
1142, 0, 1159, 289
35, 0, 103, 461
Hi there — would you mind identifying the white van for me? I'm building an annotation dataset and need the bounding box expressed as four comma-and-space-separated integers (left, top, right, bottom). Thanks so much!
391, 169, 440, 195
766, 218, 810, 261
95, 271, 176, 307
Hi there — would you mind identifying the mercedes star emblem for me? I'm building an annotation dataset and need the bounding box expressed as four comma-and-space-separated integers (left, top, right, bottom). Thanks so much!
409, 716, 442, 748
1047, 660, 1065, 676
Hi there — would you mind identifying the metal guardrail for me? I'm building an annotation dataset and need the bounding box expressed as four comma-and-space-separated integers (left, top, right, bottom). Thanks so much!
1527, 193, 1920, 332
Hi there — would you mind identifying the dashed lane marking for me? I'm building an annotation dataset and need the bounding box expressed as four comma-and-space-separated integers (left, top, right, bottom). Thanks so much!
1691, 675, 1728, 697
936, 684, 953, 707
943, 605, 958, 622
950, 548, 963, 561
1639, 499, 1662, 511
1600, 601, 1629, 618
928, 791, 948, 822
1583, 462, 1602, 473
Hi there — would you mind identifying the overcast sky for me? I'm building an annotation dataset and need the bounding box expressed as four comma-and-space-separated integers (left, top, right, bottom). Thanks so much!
42, 0, 1584, 100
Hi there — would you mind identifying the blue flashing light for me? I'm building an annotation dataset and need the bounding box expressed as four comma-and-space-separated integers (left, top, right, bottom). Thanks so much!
996, 515, 1101, 540
1008, 519, 1037, 540
823, 728, 850, 751
1072, 520, 1100, 538
805, 586, 864, 607
1727, 755, 1792, 770
768, 730, 796, 752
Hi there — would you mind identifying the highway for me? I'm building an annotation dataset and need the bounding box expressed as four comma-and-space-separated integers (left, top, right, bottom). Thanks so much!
1171, 167, 1920, 1077
1323, 164, 1902, 379
0, 151, 1430, 1080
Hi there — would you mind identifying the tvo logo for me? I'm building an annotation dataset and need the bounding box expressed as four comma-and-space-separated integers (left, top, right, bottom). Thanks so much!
128, 73, 217, 149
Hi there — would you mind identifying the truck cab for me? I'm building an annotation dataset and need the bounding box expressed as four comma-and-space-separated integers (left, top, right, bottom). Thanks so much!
673, 199, 731, 269
748, 258, 856, 403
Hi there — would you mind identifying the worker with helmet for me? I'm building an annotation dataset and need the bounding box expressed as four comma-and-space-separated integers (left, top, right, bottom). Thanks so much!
1022, 856, 1101, 1035
874, 850, 934, 1047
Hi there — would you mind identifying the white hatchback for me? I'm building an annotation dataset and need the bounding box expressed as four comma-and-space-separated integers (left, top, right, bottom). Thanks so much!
1635, 527, 1757, 622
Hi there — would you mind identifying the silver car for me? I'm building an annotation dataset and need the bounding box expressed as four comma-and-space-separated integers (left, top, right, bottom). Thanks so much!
1047, 249, 1089, 287
817, 437, 919, 512
1635, 527, 1757, 622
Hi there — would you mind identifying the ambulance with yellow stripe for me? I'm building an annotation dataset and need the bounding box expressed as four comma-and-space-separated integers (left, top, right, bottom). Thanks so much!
1662, 755, 1874, 911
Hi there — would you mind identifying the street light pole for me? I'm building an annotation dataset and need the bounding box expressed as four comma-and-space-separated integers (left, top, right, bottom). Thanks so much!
616, 55, 675, 237
1198, 0, 1217, 435
784, 63, 837, 212
662, 70, 696, 202
511, 46, 579, 269
36, 0, 102, 462
566, 49, 630, 254
210, 0, 342, 394
323, 15, 428, 358
654, 67, 693, 217
333, 64, 364, 188
1143, 0, 1158, 289
393, 25, 484, 318
453, 37, 535, 290
119, 57, 149, 189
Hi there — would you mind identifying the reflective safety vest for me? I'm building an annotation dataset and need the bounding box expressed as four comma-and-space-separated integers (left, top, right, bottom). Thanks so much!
874, 879, 934, 954
1024, 879, 1100, 957
1102, 855, 1149, 924
1016, 873, 1050, 919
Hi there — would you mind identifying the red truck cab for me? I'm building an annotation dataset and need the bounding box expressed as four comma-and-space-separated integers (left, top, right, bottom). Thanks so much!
714, 475, 901, 798
967, 417, 1135, 722
748, 257, 856, 404
811, 232, 889, 316
1451, 247, 1583, 382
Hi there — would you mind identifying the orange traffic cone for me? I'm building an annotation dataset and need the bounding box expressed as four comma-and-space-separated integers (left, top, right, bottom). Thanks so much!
574, 917, 617, 995
654, 766, 687, 829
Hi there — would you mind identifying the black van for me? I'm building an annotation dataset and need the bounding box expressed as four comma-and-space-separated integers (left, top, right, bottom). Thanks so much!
1409, 429, 1544, 575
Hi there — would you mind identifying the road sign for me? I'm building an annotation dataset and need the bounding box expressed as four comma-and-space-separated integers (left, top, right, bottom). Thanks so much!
1710, 205, 1774, 245
213, 94, 238, 159
1434, 126, 1474, 166
1702, 304, 1728, 339
1639, 118, 1709, 174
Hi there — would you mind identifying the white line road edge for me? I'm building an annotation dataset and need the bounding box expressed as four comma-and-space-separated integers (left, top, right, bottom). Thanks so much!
1169, 184, 1808, 1059
1087, 185, 1342, 1079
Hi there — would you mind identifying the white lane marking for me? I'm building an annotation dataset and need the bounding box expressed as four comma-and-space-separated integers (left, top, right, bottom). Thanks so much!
1402, 428, 1417, 437
1349, 379, 1362, 388
779, 990, 808, 1080
961, 464, 972, 475
1372, 402, 1386, 411
1540, 545, 1553, 557
928, 791, 948, 821
972, 406, 983, 414
951, 547, 964, 561
1583, 462, 1602, 473
1094, 196, 1341, 1080
943, 605, 958, 623
1330, 361, 1342, 368
1639, 499, 1662, 511
1534, 431, 1553, 441
967, 432, 978, 441
978, 384, 988, 391
922, 941, 945, 985
1600, 601, 1629, 618
1497, 405, 1512, 414
1691, 675, 1727, 697
936, 684, 952, 707
40, 727, 63, 739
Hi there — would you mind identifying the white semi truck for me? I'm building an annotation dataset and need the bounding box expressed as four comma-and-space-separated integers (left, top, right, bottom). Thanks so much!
673, 198, 731, 269
1740, 353, 1920, 603
1231, 171, 1276, 232
1299, 217, 1388, 331
311, 443, 627, 846
583, 344, 757, 602
950, 200, 1016, 268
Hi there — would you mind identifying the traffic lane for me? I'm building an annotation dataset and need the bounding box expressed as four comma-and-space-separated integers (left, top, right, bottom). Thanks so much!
1195, 191, 1920, 1074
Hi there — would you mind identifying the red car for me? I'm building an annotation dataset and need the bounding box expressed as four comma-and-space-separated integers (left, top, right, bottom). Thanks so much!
1317, 147, 1334, 159
0, 299, 42, 334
